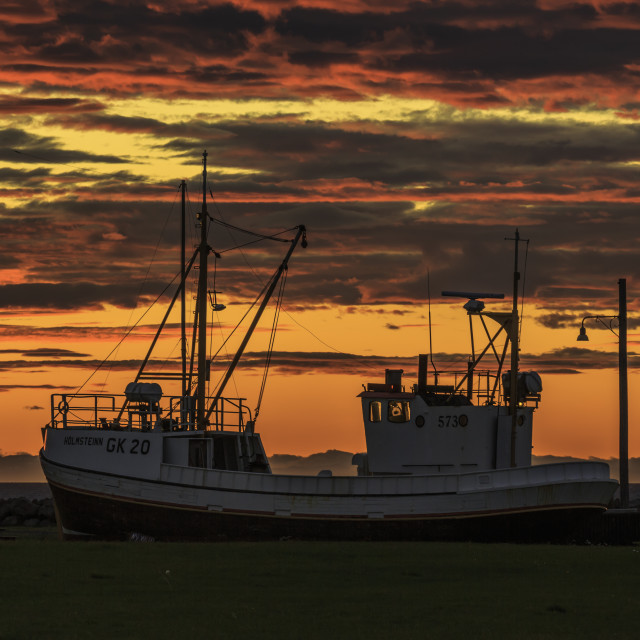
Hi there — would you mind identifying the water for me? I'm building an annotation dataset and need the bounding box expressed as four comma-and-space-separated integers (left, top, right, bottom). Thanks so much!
0, 483, 51, 500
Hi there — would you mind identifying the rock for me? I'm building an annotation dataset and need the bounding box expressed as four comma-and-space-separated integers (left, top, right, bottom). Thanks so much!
0, 500, 11, 521
10, 498, 38, 520
37, 503, 55, 521
0, 497, 56, 526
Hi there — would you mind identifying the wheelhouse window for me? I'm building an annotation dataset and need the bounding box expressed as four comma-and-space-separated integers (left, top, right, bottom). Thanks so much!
369, 401, 382, 422
388, 400, 411, 423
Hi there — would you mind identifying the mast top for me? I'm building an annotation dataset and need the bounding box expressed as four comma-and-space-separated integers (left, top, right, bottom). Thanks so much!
202, 150, 208, 215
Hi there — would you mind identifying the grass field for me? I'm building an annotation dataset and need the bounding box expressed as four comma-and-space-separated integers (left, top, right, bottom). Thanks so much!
0, 538, 638, 639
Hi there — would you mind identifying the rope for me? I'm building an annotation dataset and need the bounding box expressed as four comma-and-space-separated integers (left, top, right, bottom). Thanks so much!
209, 210, 293, 244
208, 256, 241, 399
99, 183, 181, 391
208, 275, 274, 393
255, 268, 287, 419
205, 181, 350, 362
73, 269, 182, 396
519, 239, 530, 346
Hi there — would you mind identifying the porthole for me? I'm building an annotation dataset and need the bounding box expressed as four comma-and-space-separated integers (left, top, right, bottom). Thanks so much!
517, 414, 526, 426
415, 415, 425, 428
459, 414, 469, 427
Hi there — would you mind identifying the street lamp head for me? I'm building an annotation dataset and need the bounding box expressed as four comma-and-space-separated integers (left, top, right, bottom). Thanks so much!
577, 325, 589, 342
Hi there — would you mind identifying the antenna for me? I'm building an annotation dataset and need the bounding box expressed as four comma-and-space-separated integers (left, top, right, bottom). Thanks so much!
441, 291, 505, 299
427, 270, 438, 384
442, 291, 505, 314
505, 228, 529, 467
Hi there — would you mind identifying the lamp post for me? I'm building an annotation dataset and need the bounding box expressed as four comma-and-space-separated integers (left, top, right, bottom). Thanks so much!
577, 278, 628, 508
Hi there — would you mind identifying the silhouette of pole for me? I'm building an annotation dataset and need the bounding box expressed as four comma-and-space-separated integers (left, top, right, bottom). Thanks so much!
509, 229, 520, 467
618, 278, 629, 508
197, 151, 209, 430
181, 180, 187, 397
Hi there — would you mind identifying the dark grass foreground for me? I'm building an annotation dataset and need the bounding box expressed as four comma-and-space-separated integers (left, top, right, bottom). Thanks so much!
0, 540, 638, 639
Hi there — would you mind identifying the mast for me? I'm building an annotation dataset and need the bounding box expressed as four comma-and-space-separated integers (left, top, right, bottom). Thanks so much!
196, 151, 209, 430
181, 179, 187, 397
509, 229, 520, 467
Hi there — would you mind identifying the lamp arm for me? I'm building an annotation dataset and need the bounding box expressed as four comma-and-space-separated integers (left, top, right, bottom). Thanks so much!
581, 314, 620, 338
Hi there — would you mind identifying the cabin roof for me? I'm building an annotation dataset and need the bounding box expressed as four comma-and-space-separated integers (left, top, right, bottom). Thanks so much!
358, 391, 415, 399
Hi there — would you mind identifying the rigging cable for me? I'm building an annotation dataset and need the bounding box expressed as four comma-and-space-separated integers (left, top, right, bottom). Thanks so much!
10, 147, 196, 391
205, 182, 383, 403
100, 183, 181, 391
207, 182, 380, 372
208, 273, 275, 396
209, 208, 293, 244
254, 267, 288, 420
204, 184, 290, 403
207, 254, 242, 400
207, 254, 218, 397
72, 268, 183, 397
519, 238, 530, 347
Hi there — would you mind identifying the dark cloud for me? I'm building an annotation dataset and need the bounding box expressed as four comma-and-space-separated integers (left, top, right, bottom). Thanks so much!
0, 322, 183, 339
0, 282, 166, 310
3, 185, 639, 312
0, 383, 75, 392
0, 128, 127, 164
0, 347, 90, 357
0, 0, 637, 105
0, 345, 633, 380
276, 3, 640, 83
1, 9, 638, 314
0, 96, 104, 113
536, 313, 640, 331
10, 0, 267, 69
188, 65, 269, 84
380, 27, 640, 81
522, 347, 638, 372
536, 313, 583, 329
287, 50, 360, 68
0, 359, 144, 373
225, 348, 639, 376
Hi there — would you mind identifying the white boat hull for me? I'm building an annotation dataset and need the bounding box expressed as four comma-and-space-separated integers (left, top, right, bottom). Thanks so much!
40, 450, 617, 542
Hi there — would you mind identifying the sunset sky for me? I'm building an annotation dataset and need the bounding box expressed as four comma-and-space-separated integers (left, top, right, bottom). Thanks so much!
1, 0, 640, 463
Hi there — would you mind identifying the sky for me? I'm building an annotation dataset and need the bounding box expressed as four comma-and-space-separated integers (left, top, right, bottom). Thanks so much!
1, 0, 640, 463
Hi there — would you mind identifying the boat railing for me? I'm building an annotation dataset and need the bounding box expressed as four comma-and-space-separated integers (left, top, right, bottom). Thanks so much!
417, 368, 539, 407
49, 393, 253, 432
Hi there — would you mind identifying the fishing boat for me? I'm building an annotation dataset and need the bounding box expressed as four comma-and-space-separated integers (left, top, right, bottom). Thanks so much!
40, 153, 618, 542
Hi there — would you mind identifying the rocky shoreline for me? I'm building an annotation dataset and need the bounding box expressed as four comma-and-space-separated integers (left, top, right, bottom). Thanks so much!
0, 497, 56, 527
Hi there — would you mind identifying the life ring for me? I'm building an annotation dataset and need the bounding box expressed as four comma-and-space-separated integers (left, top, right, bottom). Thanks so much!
57, 400, 70, 414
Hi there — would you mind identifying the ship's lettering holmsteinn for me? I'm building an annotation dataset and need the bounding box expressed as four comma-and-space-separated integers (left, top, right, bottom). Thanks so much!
63, 436, 104, 446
